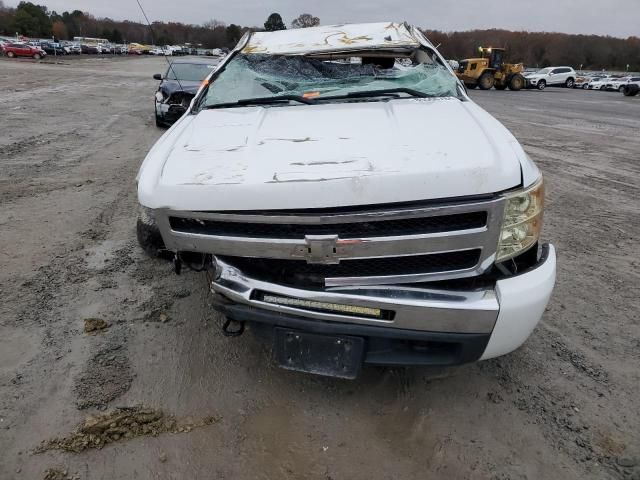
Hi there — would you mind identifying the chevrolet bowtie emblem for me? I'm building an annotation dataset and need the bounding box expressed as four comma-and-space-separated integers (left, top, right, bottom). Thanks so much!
303, 235, 340, 264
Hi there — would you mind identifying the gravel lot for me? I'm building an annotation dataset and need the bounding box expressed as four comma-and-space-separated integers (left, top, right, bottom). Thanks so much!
1, 56, 639, 480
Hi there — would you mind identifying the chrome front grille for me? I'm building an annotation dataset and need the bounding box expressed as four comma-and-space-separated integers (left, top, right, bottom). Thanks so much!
219, 250, 481, 289
169, 211, 488, 238
157, 197, 505, 287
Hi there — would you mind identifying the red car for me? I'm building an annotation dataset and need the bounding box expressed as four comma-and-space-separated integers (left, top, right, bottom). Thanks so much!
2, 43, 46, 59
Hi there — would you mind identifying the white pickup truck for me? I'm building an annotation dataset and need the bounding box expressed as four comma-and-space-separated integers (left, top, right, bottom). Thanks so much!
136, 22, 556, 378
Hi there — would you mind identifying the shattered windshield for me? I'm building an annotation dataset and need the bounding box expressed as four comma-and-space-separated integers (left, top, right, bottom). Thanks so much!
165, 63, 217, 82
200, 54, 459, 108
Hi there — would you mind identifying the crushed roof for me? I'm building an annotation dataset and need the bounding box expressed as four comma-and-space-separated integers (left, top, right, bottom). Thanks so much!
243, 22, 421, 55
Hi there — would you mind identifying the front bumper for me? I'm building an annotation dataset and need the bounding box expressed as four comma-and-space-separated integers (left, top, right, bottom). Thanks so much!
155, 101, 188, 125
210, 244, 556, 365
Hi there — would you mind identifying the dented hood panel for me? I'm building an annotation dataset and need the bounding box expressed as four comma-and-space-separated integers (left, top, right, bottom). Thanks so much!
138, 98, 524, 211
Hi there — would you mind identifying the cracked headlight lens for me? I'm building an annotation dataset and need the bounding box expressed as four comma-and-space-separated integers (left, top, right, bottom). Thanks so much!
496, 177, 544, 262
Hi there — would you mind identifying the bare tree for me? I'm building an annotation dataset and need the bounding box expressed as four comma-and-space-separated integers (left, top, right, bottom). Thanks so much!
291, 13, 319, 29
203, 19, 225, 30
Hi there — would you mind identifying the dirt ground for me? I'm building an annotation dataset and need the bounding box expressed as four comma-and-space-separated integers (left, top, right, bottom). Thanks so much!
1, 56, 639, 480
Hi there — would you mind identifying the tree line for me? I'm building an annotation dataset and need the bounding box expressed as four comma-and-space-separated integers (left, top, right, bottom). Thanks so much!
426, 29, 640, 71
1, 2, 638, 70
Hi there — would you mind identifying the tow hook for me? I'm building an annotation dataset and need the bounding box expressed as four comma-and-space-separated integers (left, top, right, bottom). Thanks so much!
222, 317, 245, 337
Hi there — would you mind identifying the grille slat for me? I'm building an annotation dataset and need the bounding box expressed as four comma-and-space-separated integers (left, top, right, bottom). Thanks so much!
169, 211, 487, 239
219, 250, 481, 288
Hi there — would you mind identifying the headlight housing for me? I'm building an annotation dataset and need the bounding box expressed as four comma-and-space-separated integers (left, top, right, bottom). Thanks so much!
496, 177, 544, 262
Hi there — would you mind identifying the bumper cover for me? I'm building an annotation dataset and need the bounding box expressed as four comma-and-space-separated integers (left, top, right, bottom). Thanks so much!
210, 244, 556, 365
156, 101, 187, 124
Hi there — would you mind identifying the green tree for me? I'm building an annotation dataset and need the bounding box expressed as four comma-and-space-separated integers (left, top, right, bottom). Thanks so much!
225, 23, 242, 45
264, 13, 285, 32
291, 13, 319, 29
111, 28, 123, 43
14, 2, 51, 36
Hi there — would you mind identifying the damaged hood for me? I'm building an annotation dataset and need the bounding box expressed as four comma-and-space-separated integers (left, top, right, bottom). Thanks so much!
138, 97, 531, 211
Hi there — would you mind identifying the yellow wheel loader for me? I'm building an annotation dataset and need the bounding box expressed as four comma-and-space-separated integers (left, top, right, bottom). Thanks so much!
456, 47, 526, 91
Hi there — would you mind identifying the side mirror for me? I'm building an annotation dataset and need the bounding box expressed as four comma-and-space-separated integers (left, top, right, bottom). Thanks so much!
153, 73, 162, 80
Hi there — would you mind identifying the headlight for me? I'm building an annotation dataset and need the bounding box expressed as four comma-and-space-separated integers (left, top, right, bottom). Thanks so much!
496, 177, 544, 262
155, 91, 165, 102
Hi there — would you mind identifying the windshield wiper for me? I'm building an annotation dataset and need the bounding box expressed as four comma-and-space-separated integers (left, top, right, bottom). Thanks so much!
322, 88, 430, 101
202, 95, 313, 109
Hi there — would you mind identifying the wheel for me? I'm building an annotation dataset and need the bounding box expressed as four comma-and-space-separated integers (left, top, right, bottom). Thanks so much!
464, 82, 477, 89
582, 84, 588, 89
565, 78, 575, 88
495, 83, 507, 90
136, 206, 167, 257
7, 51, 15, 58
618, 86, 624, 92
33, 53, 41, 60
537, 80, 546, 90
623, 85, 639, 97
600, 85, 606, 90
508, 74, 525, 91
478, 72, 495, 90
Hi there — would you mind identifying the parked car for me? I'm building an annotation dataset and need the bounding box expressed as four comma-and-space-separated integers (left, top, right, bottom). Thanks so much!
64, 42, 81, 54
150, 47, 168, 56
136, 22, 556, 378
574, 75, 590, 88
580, 76, 602, 89
526, 66, 577, 90
607, 76, 640, 92
1, 42, 46, 59
80, 44, 98, 54
587, 77, 613, 90
153, 59, 220, 126
40, 42, 68, 55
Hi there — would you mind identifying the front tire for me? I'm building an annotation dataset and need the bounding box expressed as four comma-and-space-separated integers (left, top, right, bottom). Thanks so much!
478, 72, 495, 90
7, 51, 15, 58
537, 80, 546, 90
623, 85, 639, 97
136, 206, 166, 257
33, 53, 41, 60
509, 74, 525, 91
565, 78, 575, 88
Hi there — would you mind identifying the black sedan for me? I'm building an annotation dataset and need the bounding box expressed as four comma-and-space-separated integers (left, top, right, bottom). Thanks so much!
153, 59, 220, 127
40, 42, 68, 55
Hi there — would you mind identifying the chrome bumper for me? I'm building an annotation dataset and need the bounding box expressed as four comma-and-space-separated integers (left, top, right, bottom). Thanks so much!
210, 258, 499, 334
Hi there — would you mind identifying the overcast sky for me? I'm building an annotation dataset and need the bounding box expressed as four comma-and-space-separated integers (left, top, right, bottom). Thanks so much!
6, 0, 639, 38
